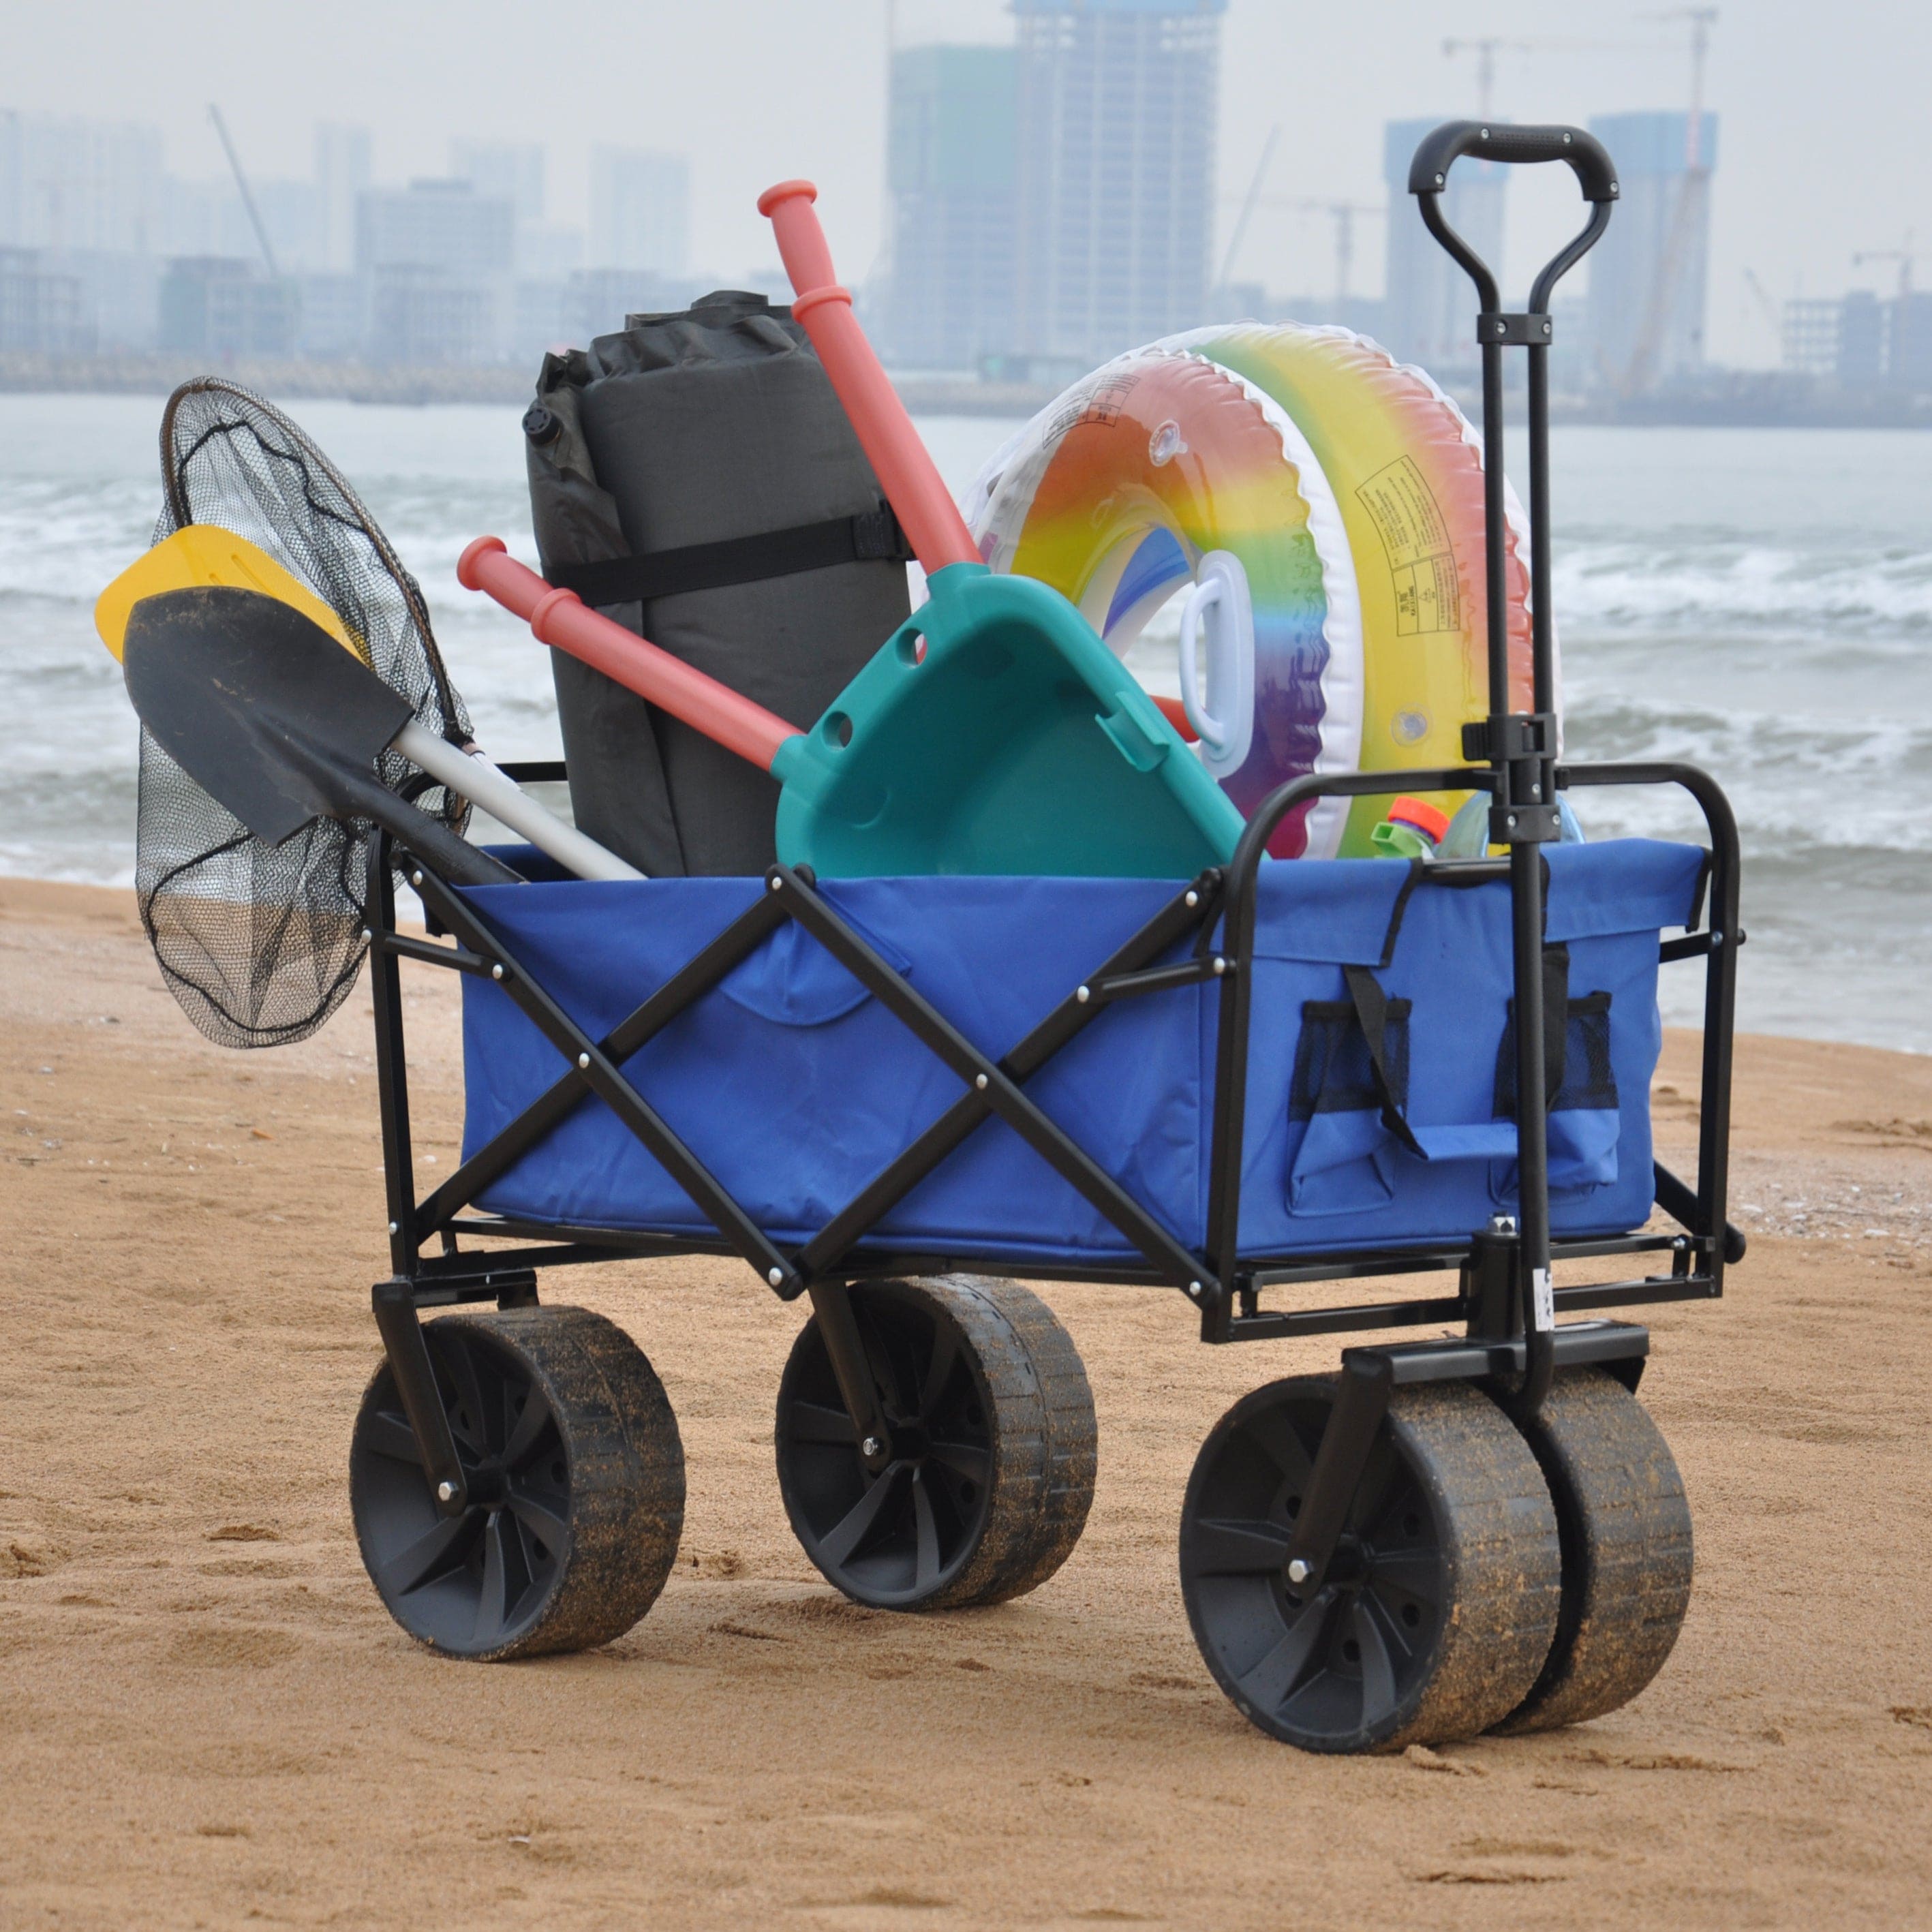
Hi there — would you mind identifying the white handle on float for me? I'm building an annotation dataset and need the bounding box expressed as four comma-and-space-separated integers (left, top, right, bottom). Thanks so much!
395, 720, 645, 883
1177, 551, 1255, 780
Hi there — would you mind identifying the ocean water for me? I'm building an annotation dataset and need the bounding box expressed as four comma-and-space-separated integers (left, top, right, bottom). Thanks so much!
0, 393, 1925, 1049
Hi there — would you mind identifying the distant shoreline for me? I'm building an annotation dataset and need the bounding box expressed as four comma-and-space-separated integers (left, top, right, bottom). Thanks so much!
3, 350, 1929, 427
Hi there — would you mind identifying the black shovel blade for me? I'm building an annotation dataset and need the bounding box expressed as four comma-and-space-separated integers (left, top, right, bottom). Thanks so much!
123, 584, 412, 845
123, 585, 518, 888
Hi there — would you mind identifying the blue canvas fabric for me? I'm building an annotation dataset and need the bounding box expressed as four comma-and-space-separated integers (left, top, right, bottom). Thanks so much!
457, 839, 1705, 1264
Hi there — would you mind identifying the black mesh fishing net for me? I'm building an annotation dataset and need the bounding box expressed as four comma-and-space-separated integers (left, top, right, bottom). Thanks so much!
136, 377, 473, 1047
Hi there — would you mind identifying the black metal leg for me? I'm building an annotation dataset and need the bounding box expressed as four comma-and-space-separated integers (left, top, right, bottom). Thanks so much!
806, 1281, 891, 1467
1277, 1353, 1393, 1595
371, 1278, 467, 1515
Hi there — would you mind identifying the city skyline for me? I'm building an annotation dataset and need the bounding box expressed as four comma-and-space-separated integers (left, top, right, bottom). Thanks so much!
2, 0, 1922, 371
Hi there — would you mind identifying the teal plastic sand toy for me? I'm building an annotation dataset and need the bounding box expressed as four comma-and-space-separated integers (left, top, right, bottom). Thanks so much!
771, 562, 1244, 877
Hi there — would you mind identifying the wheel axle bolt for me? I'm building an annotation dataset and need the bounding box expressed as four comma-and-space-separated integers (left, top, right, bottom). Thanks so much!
1287, 1557, 1312, 1585
861, 1435, 883, 1458
436, 1479, 457, 1504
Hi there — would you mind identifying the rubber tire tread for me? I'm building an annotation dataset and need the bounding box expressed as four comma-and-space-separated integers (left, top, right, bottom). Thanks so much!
934, 1276, 1098, 1608
1489, 1368, 1692, 1734
390, 1305, 684, 1661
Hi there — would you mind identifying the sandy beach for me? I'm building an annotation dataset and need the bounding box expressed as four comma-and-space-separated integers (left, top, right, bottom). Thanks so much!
2, 872, 1929, 1931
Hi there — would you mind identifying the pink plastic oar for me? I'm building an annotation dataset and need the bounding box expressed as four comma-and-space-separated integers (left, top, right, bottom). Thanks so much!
758, 180, 1205, 758
458, 537, 798, 773
758, 181, 980, 575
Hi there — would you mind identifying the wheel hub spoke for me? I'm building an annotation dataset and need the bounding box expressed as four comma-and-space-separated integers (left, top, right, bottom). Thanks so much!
474, 1514, 511, 1645
1191, 1516, 1294, 1578
500, 1387, 554, 1471
1351, 1598, 1400, 1729
788, 1399, 859, 1446
817, 1462, 906, 1569
378, 1509, 478, 1599
911, 1470, 942, 1591
1235, 1589, 1334, 1713
926, 1439, 990, 1487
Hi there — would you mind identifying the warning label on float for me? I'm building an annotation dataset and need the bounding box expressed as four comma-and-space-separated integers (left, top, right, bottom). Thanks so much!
1354, 457, 1462, 636
1049, 369, 1141, 442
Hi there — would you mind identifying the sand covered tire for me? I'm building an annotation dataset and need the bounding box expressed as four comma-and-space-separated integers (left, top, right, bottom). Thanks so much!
776, 1275, 1096, 1611
1490, 1368, 1693, 1734
350, 1305, 685, 1661
1180, 1376, 1561, 1753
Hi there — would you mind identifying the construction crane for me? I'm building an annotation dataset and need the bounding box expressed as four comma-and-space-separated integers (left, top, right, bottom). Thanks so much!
208, 104, 281, 279
1616, 7, 1718, 397
1268, 199, 1385, 311
1441, 38, 1527, 121
1442, 35, 1645, 119
1852, 236, 1918, 298
1741, 267, 1784, 361
1215, 125, 1281, 293
1218, 185, 1385, 313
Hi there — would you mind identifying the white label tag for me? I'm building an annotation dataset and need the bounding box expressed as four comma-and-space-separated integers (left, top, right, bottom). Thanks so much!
1531, 1267, 1554, 1332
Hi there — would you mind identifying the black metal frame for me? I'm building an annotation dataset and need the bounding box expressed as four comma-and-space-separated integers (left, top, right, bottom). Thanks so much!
361, 122, 1742, 1563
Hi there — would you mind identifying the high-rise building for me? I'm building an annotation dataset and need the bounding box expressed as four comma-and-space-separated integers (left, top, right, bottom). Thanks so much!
356, 179, 513, 362
0, 110, 163, 254
315, 124, 371, 274
0, 247, 87, 352
588, 147, 690, 275
1379, 117, 1504, 378
1012, 0, 1225, 367
158, 256, 297, 358
450, 140, 545, 226
356, 179, 513, 283
1585, 109, 1718, 393
882, 44, 1017, 371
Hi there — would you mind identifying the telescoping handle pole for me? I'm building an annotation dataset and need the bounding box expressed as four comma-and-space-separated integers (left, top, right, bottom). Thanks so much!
1408, 121, 1617, 1416
758, 181, 981, 576
457, 537, 798, 775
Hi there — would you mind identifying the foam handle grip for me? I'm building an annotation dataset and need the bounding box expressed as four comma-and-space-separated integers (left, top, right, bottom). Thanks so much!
1408, 121, 1618, 202
758, 181, 980, 574
457, 538, 798, 774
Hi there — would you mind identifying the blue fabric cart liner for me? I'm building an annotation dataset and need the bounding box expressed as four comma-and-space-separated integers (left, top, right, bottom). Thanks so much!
457, 840, 1706, 1264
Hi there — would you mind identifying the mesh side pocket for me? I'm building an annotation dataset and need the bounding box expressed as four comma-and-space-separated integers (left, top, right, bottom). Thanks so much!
1290, 998, 1413, 1122
1493, 991, 1617, 1118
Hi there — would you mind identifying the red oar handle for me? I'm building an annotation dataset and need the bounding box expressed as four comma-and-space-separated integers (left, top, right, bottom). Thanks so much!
1150, 693, 1199, 743
758, 181, 980, 575
457, 538, 798, 773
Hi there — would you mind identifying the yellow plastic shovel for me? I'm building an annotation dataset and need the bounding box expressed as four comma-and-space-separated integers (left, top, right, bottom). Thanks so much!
95, 525, 365, 664
95, 527, 641, 882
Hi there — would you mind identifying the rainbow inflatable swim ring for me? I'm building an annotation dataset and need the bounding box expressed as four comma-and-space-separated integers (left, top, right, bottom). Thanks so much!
964, 324, 1547, 858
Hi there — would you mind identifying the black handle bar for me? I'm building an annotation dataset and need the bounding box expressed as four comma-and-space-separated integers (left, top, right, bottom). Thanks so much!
1408, 120, 1619, 204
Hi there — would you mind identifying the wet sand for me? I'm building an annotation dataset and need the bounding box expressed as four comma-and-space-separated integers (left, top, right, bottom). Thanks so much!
2, 875, 1929, 1930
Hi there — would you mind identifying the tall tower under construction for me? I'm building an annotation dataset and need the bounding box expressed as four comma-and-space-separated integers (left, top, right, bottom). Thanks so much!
1379, 116, 1505, 378
1012, 0, 1225, 368
881, 45, 1018, 371
1586, 109, 1718, 393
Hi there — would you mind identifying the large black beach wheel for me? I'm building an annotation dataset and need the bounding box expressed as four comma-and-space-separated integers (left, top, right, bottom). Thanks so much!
776, 1276, 1097, 1611
1491, 1367, 1693, 1734
349, 1305, 685, 1660
1180, 1376, 1561, 1753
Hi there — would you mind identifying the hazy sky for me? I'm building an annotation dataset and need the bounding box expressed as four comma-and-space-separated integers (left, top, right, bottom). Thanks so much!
7, 0, 1923, 365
